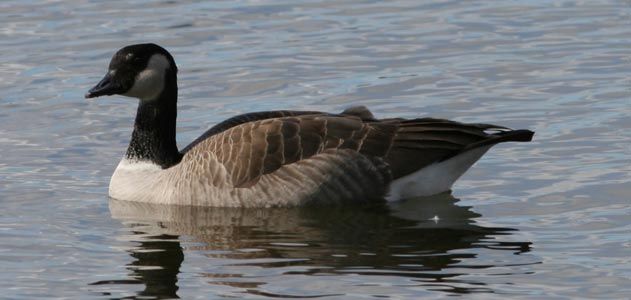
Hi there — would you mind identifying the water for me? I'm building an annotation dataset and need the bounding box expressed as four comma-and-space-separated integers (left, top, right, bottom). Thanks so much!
1, 0, 629, 299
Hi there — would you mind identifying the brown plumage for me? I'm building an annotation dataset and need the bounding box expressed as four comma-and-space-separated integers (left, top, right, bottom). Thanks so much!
185, 106, 534, 189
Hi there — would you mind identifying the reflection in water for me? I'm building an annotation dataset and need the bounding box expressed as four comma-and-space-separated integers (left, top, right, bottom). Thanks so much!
90, 234, 183, 299
101, 194, 533, 298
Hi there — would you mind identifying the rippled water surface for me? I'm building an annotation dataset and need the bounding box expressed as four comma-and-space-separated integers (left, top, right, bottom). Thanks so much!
1, 0, 630, 299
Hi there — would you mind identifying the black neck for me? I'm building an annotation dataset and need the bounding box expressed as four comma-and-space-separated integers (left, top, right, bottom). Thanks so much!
126, 71, 182, 168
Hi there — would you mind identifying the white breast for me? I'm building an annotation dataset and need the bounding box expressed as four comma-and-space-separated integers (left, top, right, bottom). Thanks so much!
109, 158, 167, 202
109, 155, 245, 206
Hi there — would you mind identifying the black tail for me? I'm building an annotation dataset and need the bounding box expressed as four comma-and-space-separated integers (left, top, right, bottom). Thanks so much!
495, 129, 535, 142
463, 129, 534, 152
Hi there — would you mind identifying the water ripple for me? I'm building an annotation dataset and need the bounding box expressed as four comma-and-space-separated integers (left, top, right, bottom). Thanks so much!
0, 0, 629, 299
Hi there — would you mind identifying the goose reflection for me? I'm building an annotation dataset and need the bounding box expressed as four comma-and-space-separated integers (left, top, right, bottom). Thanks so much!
100, 193, 533, 298
89, 233, 183, 299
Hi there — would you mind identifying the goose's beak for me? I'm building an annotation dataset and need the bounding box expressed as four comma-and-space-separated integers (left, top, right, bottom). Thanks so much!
85, 72, 124, 99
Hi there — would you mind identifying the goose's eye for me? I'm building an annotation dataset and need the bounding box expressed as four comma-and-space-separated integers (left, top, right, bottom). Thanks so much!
125, 53, 143, 64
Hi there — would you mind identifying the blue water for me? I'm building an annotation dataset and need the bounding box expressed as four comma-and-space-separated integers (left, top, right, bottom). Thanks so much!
1, 1, 630, 299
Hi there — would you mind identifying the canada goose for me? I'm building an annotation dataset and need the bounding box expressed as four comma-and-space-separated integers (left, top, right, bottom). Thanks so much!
86, 43, 534, 207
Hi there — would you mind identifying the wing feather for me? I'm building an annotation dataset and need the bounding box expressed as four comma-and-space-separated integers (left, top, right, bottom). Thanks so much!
183, 106, 533, 187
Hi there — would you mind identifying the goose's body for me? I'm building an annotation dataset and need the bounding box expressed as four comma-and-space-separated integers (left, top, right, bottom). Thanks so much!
87, 44, 534, 207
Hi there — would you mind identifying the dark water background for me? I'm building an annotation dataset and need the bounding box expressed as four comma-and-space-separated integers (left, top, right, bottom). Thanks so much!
1, 1, 629, 299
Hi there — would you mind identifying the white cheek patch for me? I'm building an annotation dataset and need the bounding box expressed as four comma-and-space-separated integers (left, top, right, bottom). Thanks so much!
123, 54, 170, 101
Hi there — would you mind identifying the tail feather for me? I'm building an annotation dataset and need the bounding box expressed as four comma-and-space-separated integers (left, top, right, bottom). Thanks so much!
497, 129, 535, 142
386, 119, 534, 179
462, 129, 534, 152
386, 129, 534, 200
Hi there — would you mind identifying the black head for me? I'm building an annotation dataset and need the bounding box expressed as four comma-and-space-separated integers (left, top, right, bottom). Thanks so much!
85, 43, 177, 100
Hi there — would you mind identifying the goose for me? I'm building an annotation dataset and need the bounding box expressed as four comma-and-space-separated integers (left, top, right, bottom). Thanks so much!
86, 43, 534, 207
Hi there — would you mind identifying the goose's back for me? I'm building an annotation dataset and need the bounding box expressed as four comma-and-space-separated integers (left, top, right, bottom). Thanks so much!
185, 113, 395, 187
184, 109, 525, 184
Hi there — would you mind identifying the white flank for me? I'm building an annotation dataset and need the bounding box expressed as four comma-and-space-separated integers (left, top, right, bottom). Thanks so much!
123, 54, 170, 101
385, 146, 492, 201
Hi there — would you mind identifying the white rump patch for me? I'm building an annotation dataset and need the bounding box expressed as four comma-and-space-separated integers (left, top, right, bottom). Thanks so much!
385, 146, 492, 201
123, 54, 170, 101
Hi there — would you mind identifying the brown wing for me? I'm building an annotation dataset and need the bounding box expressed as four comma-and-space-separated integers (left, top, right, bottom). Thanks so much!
181, 110, 322, 153
192, 108, 533, 188
181, 106, 378, 154
203, 114, 397, 187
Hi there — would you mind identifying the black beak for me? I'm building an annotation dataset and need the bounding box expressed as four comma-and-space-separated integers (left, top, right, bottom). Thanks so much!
85, 72, 124, 99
